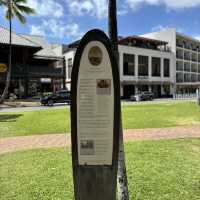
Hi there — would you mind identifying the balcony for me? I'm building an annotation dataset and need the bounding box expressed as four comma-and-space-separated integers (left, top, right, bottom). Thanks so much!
176, 54, 183, 59
191, 74, 197, 82
138, 76, 149, 81
176, 73, 184, 83
184, 74, 191, 82
184, 54, 191, 61
176, 62, 183, 71
176, 40, 184, 48
184, 63, 190, 72
185, 44, 192, 50
192, 57, 197, 62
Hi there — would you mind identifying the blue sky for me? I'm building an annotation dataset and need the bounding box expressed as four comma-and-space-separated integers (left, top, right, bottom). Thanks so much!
0, 0, 200, 44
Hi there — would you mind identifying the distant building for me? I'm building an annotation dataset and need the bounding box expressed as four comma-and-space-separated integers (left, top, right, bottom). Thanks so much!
142, 28, 200, 94
63, 35, 175, 98
61, 28, 200, 98
0, 26, 66, 98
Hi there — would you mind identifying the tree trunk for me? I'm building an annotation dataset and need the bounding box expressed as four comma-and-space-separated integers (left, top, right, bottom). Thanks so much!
108, 1, 129, 199
0, 1, 12, 104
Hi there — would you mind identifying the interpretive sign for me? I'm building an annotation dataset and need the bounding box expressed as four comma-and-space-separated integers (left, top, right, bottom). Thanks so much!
71, 29, 120, 200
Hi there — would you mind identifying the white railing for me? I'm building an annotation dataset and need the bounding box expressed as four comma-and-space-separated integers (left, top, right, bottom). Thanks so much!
173, 93, 197, 100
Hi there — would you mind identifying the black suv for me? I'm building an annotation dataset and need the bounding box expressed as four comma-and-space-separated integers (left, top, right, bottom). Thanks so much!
40, 90, 71, 106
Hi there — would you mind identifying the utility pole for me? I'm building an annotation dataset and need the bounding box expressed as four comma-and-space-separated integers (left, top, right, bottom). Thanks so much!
108, 0, 129, 199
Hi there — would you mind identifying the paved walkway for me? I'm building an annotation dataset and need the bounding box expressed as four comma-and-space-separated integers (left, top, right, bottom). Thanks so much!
0, 125, 200, 155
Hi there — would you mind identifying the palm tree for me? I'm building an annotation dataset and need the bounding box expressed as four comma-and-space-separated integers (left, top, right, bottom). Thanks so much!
0, 0, 35, 103
108, 0, 129, 199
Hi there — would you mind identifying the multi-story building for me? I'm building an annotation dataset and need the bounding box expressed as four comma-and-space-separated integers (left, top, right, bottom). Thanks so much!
142, 28, 200, 94
63, 36, 175, 98
118, 36, 175, 98
0, 26, 65, 98
52, 28, 200, 99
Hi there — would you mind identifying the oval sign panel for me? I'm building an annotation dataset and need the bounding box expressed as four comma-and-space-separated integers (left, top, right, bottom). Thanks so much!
0, 64, 7, 73
71, 29, 120, 200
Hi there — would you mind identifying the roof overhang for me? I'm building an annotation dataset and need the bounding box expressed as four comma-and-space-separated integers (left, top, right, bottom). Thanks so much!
119, 36, 168, 46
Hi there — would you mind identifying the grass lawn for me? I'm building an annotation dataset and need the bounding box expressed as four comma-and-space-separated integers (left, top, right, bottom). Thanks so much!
1, 139, 200, 200
0, 102, 200, 138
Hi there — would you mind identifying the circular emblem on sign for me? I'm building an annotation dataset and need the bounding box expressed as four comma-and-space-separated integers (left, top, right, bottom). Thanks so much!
0, 64, 7, 73
88, 46, 103, 66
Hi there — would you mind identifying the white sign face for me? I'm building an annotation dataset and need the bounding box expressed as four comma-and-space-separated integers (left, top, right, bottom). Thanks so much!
77, 41, 114, 165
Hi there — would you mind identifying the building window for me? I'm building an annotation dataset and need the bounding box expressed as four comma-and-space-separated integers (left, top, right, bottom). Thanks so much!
138, 55, 148, 76
164, 59, 170, 77
176, 72, 184, 83
152, 57, 161, 77
184, 73, 191, 82
123, 54, 135, 76
68, 58, 73, 79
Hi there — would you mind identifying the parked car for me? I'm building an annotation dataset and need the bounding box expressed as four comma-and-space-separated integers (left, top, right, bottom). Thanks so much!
130, 91, 154, 102
40, 90, 71, 106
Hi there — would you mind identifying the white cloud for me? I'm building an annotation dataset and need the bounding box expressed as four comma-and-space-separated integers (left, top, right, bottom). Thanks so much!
151, 24, 170, 32
66, 0, 107, 19
194, 35, 200, 41
68, 1, 94, 16
125, 0, 200, 10
30, 25, 45, 36
151, 24, 185, 33
27, 0, 64, 18
29, 19, 83, 40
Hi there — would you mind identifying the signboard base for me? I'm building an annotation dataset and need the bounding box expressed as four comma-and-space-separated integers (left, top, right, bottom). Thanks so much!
74, 167, 117, 200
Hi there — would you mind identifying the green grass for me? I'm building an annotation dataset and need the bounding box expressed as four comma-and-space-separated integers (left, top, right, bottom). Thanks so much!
0, 108, 70, 138
122, 101, 200, 129
1, 139, 200, 200
0, 102, 200, 138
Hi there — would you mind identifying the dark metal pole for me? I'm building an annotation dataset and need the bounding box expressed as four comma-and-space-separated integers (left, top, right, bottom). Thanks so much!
108, 1, 129, 199
63, 57, 66, 90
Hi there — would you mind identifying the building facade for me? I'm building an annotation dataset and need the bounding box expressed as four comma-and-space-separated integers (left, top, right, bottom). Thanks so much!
142, 28, 200, 94
63, 36, 175, 98
54, 28, 200, 99
0, 26, 66, 98
118, 36, 175, 98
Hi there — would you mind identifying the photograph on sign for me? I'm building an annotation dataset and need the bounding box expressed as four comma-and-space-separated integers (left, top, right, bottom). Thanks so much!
97, 79, 111, 95
80, 140, 95, 155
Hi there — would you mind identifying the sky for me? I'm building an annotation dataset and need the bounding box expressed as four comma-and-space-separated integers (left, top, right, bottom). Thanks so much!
0, 0, 200, 45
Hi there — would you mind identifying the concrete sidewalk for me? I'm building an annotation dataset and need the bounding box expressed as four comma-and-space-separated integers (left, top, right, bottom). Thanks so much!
0, 125, 200, 155
0, 99, 40, 109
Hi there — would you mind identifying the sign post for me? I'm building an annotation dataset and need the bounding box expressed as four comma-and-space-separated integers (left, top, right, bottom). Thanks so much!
71, 29, 120, 200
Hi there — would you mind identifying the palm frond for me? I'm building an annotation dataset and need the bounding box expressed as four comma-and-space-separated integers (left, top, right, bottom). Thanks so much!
12, 4, 26, 23
16, 5, 35, 14
14, 0, 27, 3
1, 0, 35, 24
0, 0, 7, 6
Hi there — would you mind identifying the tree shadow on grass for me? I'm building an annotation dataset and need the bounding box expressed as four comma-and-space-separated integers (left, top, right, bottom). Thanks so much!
0, 114, 23, 122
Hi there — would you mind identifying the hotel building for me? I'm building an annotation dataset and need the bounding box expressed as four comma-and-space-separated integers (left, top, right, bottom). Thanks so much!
53, 28, 200, 99
142, 28, 200, 94
62, 35, 175, 98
